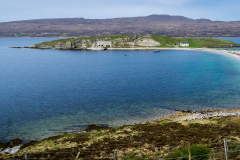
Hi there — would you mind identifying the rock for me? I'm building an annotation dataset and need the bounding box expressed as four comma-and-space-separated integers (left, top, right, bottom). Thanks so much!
0, 138, 22, 154
54, 42, 63, 49
0, 142, 9, 150
37, 45, 52, 49
126, 38, 160, 47
73, 40, 82, 49
81, 46, 87, 49
64, 41, 72, 49
0, 145, 21, 154
9, 138, 22, 148
0, 138, 22, 150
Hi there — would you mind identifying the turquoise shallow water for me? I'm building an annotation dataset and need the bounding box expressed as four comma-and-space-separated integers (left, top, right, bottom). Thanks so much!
1, 38, 240, 142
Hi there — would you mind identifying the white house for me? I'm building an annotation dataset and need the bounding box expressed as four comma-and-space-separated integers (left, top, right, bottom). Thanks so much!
180, 41, 189, 47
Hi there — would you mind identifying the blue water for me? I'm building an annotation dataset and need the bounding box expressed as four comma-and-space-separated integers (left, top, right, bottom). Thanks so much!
1, 38, 240, 142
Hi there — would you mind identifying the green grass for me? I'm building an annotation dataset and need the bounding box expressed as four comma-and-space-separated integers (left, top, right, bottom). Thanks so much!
151, 35, 185, 47
187, 38, 237, 48
36, 35, 129, 46
165, 145, 211, 160
35, 34, 238, 48
158, 120, 173, 126
151, 35, 238, 48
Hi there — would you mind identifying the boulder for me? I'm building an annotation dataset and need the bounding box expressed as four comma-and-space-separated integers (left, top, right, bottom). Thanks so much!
29, 45, 36, 48
0, 138, 22, 150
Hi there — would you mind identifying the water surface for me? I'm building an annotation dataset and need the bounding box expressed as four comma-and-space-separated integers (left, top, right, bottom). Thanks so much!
1, 38, 240, 142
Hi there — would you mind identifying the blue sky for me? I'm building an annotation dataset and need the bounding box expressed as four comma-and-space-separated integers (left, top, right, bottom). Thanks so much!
1, 0, 240, 22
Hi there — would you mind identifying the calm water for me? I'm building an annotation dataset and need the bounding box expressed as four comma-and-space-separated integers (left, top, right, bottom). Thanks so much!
1, 38, 240, 142
214, 37, 240, 49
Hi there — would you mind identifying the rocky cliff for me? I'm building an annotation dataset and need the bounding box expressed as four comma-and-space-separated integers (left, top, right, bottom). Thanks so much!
29, 35, 239, 49
30, 36, 161, 49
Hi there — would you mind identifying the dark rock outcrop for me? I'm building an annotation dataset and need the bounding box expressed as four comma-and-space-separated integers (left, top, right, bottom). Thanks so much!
0, 138, 22, 150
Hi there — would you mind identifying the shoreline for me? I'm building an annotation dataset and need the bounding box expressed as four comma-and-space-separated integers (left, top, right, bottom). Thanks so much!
152, 107, 240, 122
107, 47, 240, 60
1, 107, 240, 151
2, 46, 240, 153
194, 48, 240, 60
2, 108, 240, 159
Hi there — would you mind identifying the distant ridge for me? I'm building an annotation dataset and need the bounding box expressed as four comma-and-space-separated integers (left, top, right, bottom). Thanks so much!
0, 15, 240, 37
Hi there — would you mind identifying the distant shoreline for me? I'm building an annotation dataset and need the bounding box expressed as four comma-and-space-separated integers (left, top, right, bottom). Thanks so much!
3, 37, 240, 38
106, 47, 240, 60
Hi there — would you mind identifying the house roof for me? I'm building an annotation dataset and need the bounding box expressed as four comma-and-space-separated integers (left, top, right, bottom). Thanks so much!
181, 41, 189, 44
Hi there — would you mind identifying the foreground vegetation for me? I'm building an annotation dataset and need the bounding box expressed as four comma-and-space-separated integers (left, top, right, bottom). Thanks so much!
2, 113, 240, 159
35, 34, 238, 48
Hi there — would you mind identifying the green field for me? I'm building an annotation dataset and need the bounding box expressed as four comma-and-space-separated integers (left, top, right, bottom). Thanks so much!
150, 35, 238, 48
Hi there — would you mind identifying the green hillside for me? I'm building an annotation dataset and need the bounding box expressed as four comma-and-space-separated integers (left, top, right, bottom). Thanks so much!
150, 35, 238, 48
35, 34, 238, 48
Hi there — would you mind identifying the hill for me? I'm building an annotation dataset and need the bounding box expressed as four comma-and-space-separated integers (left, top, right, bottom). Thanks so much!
31, 34, 239, 49
1, 15, 240, 37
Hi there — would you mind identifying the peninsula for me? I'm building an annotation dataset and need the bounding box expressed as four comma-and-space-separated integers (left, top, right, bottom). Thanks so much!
30, 34, 239, 50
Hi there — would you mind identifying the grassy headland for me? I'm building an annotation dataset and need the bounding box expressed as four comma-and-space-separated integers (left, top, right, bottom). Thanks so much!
34, 34, 238, 49
2, 109, 240, 159
150, 35, 238, 48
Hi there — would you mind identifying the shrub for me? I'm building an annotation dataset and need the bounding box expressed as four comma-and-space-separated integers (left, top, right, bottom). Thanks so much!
165, 144, 211, 160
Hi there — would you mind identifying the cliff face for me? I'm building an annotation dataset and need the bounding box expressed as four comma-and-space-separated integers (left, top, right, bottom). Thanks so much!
127, 38, 160, 47
31, 37, 161, 49
31, 39, 94, 49
29, 35, 239, 49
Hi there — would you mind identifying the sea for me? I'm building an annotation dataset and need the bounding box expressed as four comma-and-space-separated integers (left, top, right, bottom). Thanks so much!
0, 38, 240, 142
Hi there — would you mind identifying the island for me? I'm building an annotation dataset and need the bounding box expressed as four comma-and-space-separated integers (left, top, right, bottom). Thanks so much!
29, 34, 240, 50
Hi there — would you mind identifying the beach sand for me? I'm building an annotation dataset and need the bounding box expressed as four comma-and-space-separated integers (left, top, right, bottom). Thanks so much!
149, 107, 240, 123
107, 47, 240, 58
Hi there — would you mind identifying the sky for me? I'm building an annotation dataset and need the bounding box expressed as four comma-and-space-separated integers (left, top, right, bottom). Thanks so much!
1, 0, 240, 22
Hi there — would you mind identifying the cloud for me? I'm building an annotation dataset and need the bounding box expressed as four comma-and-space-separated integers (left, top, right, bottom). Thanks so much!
151, 0, 198, 5
0, 0, 240, 22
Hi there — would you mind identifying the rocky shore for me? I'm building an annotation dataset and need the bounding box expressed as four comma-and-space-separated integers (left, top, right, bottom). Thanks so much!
156, 108, 240, 122
0, 139, 22, 154
2, 107, 240, 155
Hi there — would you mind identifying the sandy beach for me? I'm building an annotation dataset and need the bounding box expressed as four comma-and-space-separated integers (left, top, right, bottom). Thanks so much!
193, 48, 240, 60
106, 47, 240, 60
154, 107, 240, 122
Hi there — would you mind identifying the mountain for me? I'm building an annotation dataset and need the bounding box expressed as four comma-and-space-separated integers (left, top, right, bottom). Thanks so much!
1, 15, 240, 37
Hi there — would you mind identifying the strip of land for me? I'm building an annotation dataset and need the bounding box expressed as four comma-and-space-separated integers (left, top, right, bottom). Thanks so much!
27, 34, 240, 60
2, 108, 240, 159
29, 34, 240, 49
